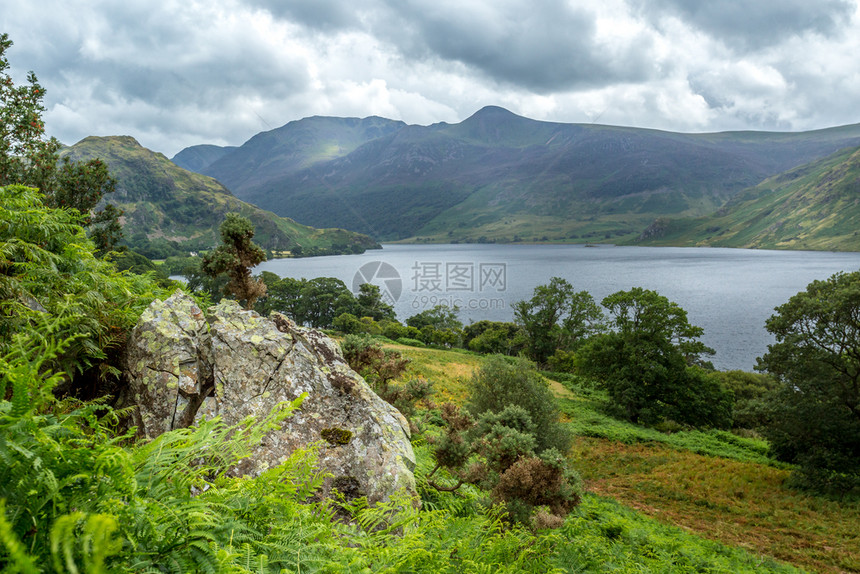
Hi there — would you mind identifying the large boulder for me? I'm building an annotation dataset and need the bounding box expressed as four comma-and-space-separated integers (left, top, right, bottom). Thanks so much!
124, 290, 416, 503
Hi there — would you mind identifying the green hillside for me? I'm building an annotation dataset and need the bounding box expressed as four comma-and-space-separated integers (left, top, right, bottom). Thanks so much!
636, 145, 860, 251
177, 106, 860, 243
62, 136, 380, 257
176, 115, 406, 194
170, 143, 237, 174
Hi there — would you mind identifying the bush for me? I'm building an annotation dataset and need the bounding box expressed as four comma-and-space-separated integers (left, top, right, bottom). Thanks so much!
396, 337, 426, 348
0, 185, 167, 395
333, 312, 364, 334
711, 370, 779, 430
380, 319, 408, 341
426, 400, 581, 527
340, 334, 432, 418
466, 355, 572, 455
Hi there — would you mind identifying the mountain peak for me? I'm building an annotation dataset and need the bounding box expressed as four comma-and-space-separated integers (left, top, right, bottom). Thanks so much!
466, 105, 519, 121
75, 135, 143, 148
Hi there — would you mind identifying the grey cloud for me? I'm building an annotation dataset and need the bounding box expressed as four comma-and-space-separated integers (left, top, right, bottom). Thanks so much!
395, 1, 660, 91
240, 0, 371, 31
4, 0, 860, 158
633, 0, 855, 49
243, 0, 659, 91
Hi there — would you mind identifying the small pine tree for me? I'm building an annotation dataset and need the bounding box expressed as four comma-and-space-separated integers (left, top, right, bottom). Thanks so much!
202, 213, 267, 309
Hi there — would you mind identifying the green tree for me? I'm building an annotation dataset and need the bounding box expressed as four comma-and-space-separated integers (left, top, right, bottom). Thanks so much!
466, 355, 572, 455
577, 287, 731, 428
711, 370, 779, 430
355, 282, 395, 321
202, 213, 267, 309
300, 277, 359, 328
463, 320, 526, 355
513, 277, 603, 365
758, 271, 860, 493
0, 34, 121, 253
258, 274, 360, 328
407, 305, 462, 331
426, 356, 582, 526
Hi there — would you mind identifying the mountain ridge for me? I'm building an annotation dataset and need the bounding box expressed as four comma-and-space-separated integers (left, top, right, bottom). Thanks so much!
171, 107, 860, 245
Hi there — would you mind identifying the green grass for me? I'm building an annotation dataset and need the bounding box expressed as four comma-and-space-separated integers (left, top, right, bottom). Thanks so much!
553, 495, 802, 573
381, 348, 859, 573
559, 395, 778, 467
638, 146, 860, 251
408, 442, 807, 573
547, 372, 779, 466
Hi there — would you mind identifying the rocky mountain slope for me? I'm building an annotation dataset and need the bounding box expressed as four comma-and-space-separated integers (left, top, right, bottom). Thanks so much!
63, 136, 379, 257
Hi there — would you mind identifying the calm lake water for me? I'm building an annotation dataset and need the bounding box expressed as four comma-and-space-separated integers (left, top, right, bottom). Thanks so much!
256, 244, 860, 371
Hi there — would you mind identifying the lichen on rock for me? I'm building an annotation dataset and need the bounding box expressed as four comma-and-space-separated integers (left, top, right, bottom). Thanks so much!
321, 427, 354, 446
124, 291, 416, 504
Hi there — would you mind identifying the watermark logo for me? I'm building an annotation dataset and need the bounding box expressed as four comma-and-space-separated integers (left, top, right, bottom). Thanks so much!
352, 261, 402, 305
354, 260, 507, 312
410, 262, 507, 293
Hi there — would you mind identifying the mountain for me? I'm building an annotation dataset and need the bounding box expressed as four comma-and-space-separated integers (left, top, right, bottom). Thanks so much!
174, 106, 860, 243
62, 136, 380, 257
636, 145, 860, 251
171, 144, 237, 173
173, 115, 407, 195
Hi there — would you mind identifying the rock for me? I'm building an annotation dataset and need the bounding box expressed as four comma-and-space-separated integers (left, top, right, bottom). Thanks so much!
124, 290, 416, 504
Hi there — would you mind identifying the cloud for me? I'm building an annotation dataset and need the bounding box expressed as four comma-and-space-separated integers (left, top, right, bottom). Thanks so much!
633, 0, 855, 50
1, 0, 858, 156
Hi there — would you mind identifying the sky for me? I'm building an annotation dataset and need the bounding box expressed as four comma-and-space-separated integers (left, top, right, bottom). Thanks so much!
3, 0, 860, 157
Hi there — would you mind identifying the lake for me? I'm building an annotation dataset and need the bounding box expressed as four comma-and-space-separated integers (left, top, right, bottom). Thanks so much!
256, 244, 860, 371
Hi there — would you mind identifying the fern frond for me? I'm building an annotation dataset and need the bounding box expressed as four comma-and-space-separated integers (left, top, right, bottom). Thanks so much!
0, 499, 39, 574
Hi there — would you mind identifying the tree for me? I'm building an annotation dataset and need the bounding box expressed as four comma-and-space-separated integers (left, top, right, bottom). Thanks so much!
0, 34, 121, 253
577, 287, 731, 428
202, 213, 267, 309
355, 283, 395, 321
426, 357, 581, 526
466, 355, 572, 455
758, 271, 860, 493
0, 34, 55, 189
300, 277, 360, 328
463, 320, 526, 356
407, 305, 462, 331
513, 277, 603, 365
258, 274, 360, 328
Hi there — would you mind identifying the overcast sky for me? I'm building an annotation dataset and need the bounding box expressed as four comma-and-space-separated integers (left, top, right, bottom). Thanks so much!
3, 0, 859, 157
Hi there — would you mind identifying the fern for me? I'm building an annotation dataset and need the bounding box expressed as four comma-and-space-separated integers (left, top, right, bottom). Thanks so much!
0, 499, 39, 574
1, 184, 169, 386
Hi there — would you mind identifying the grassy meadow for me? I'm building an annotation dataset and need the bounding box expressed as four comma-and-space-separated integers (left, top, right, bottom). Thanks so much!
390, 341, 860, 574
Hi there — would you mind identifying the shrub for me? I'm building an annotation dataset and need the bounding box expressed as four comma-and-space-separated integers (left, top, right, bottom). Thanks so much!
340, 334, 433, 419
0, 185, 167, 395
333, 312, 364, 334
466, 355, 572, 455
426, 402, 582, 527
